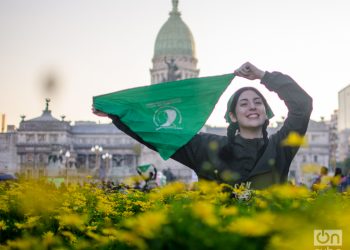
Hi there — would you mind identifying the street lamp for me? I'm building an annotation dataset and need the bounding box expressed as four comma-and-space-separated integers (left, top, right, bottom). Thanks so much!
102, 152, 112, 181
65, 151, 70, 184
91, 145, 103, 176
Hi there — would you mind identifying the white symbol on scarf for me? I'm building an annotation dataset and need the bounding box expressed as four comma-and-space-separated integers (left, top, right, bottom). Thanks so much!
153, 106, 182, 130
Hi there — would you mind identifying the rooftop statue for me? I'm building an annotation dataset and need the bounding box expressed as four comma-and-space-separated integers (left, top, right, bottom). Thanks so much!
164, 57, 181, 81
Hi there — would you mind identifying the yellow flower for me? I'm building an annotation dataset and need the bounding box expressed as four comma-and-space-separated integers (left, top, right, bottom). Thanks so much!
227, 212, 275, 236
192, 201, 218, 226
255, 198, 268, 209
124, 211, 168, 239
61, 231, 77, 243
102, 227, 119, 236
312, 183, 329, 192
0, 220, 7, 230
110, 230, 147, 250
42, 231, 55, 246
0, 198, 9, 212
133, 200, 153, 212
122, 211, 135, 217
267, 224, 315, 250
6, 238, 37, 249
219, 206, 238, 217
268, 184, 310, 199
149, 182, 186, 201
15, 216, 41, 229
194, 180, 222, 200
281, 131, 308, 147
96, 197, 117, 216
86, 225, 97, 231
123, 175, 145, 187
58, 214, 86, 230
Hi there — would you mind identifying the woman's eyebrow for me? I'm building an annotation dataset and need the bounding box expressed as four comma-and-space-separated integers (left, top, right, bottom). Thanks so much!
238, 97, 262, 102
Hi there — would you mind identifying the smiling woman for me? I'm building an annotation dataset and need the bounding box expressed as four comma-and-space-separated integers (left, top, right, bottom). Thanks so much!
93, 62, 313, 189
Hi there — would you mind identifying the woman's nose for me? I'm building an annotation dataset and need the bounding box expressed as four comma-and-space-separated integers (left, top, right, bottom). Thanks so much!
248, 102, 257, 110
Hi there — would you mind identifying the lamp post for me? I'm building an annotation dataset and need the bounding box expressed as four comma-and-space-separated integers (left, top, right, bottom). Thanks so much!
91, 145, 103, 177
102, 152, 112, 181
65, 151, 70, 184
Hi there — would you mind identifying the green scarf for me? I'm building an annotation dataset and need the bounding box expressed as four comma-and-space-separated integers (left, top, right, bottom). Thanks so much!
93, 74, 235, 160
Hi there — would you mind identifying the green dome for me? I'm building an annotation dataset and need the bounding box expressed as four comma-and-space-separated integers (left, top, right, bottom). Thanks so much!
154, 2, 196, 58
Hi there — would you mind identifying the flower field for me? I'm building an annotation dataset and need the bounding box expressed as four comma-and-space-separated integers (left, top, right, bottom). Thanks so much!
0, 179, 349, 250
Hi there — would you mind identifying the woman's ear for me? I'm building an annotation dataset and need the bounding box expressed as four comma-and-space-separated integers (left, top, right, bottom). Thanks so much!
229, 112, 237, 123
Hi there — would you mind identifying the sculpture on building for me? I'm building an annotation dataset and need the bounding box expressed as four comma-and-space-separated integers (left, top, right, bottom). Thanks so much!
164, 57, 181, 81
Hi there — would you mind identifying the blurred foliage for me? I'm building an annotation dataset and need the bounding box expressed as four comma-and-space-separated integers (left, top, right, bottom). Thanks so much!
0, 178, 349, 250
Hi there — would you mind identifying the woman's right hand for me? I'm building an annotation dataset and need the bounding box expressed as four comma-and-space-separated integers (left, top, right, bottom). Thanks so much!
92, 106, 108, 117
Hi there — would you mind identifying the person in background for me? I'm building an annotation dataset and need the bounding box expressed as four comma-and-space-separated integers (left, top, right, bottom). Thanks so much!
312, 166, 330, 191
332, 167, 347, 192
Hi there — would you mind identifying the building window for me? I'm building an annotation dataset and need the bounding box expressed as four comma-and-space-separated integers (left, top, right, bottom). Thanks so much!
77, 154, 87, 169
27, 153, 34, 162
302, 155, 307, 162
50, 134, 58, 143
38, 154, 45, 164
314, 155, 318, 162
26, 134, 35, 142
38, 134, 46, 142
124, 154, 134, 166
311, 134, 321, 142
289, 170, 296, 178
112, 154, 124, 167
88, 154, 97, 169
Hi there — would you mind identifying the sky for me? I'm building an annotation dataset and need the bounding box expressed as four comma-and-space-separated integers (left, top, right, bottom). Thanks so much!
0, 0, 350, 128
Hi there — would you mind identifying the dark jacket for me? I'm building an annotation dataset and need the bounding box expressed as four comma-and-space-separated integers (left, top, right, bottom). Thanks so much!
110, 71, 313, 189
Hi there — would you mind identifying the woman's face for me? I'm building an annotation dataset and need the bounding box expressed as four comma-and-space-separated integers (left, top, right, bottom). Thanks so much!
230, 90, 267, 129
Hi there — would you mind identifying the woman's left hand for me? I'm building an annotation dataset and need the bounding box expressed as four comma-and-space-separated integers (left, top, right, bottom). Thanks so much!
234, 62, 265, 80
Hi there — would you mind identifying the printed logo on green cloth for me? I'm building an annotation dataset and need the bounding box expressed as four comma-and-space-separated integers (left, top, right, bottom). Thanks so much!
153, 106, 183, 130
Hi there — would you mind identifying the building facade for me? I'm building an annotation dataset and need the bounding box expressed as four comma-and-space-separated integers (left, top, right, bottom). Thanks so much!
338, 84, 350, 132
287, 120, 330, 186
0, 131, 17, 172
4, 100, 139, 181
328, 110, 339, 169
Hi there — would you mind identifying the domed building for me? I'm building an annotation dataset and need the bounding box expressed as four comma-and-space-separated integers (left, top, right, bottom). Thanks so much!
138, 0, 201, 182
150, 0, 199, 84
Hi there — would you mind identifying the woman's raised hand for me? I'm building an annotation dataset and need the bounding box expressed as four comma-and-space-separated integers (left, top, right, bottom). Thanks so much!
234, 62, 265, 80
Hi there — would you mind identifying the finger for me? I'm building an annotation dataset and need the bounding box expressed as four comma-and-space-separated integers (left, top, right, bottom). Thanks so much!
235, 69, 250, 76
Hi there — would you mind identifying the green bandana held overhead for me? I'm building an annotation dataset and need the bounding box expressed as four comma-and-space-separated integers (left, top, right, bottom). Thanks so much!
93, 74, 235, 160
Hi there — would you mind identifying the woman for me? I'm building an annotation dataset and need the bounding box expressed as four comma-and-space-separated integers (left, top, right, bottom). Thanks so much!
93, 62, 313, 189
